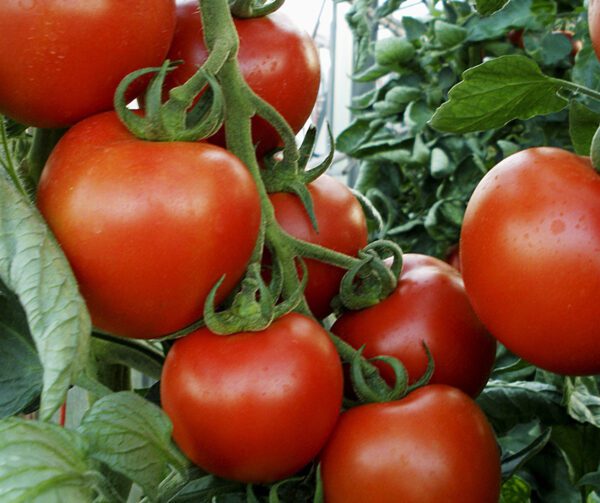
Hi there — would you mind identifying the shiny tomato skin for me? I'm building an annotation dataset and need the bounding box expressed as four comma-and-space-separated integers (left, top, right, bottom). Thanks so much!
461, 147, 600, 375
0, 0, 175, 128
269, 175, 368, 319
160, 313, 343, 483
321, 385, 501, 503
332, 254, 496, 397
37, 111, 260, 339
166, 0, 320, 152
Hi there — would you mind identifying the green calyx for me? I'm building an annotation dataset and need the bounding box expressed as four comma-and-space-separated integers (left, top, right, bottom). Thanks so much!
228, 0, 284, 18
339, 240, 404, 311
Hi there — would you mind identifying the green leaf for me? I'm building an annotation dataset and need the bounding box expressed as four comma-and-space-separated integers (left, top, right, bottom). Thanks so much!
434, 20, 468, 49
429, 148, 453, 178
430, 55, 567, 134
501, 475, 532, 503
402, 17, 427, 42
0, 418, 96, 502
579, 470, 600, 490
374, 37, 416, 68
501, 428, 552, 480
385, 86, 422, 106
478, 380, 569, 433
0, 176, 90, 421
0, 281, 42, 417
564, 377, 600, 428
171, 474, 245, 502
78, 391, 189, 503
476, 0, 510, 16
353, 63, 390, 82
552, 424, 600, 489
336, 119, 377, 155
404, 101, 434, 133
569, 101, 600, 156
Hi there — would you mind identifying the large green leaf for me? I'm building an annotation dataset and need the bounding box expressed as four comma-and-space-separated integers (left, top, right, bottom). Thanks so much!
430, 55, 567, 134
0, 175, 90, 420
0, 281, 42, 417
475, 0, 510, 16
78, 391, 188, 503
0, 418, 96, 502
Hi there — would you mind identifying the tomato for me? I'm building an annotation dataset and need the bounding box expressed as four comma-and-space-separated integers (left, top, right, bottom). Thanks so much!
331, 254, 495, 397
37, 111, 260, 339
445, 243, 461, 271
321, 385, 501, 503
507, 29, 525, 49
0, 0, 175, 128
165, 0, 320, 152
160, 313, 343, 483
269, 175, 368, 319
461, 147, 600, 375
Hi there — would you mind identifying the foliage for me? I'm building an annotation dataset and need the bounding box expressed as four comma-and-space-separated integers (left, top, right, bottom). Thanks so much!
339, 0, 583, 258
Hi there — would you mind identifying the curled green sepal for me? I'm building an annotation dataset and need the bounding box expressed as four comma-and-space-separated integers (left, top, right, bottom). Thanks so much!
345, 346, 410, 405
338, 240, 403, 311
229, 0, 285, 18
272, 257, 309, 318
406, 342, 435, 393
262, 125, 335, 232
114, 60, 225, 142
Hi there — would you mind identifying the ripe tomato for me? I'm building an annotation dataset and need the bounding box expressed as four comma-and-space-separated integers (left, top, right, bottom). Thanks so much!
165, 0, 320, 152
160, 313, 343, 483
321, 385, 501, 503
331, 254, 496, 397
0, 0, 175, 128
37, 111, 260, 339
269, 175, 368, 319
461, 147, 600, 375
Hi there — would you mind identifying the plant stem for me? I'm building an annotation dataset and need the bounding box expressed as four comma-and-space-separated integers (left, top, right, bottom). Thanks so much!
553, 78, 600, 102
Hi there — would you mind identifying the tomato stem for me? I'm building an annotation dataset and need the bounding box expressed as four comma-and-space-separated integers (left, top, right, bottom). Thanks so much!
552, 77, 600, 103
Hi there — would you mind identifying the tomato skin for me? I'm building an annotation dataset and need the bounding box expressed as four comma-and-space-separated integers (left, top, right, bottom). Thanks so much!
166, 0, 320, 152
331, 254, 495, 397
37, 111, 260, 339
0, 1, 175, 128
321, 385, 501, 503
160, 313, 343, 483
269, 175, 368, 319
461, 147, 600, 375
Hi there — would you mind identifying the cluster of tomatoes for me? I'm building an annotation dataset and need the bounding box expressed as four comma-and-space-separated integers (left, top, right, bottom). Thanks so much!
6, 1, 600, 502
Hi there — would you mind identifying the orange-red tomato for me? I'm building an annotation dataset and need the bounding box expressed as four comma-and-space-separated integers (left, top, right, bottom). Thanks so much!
37, 111, 261, 339
0, 0, 175, 127
165, 0, 320, 152
461, 147, 600, 374
160, 313, 343, 483
321, 385, 501, 503
332, 254, 496, 397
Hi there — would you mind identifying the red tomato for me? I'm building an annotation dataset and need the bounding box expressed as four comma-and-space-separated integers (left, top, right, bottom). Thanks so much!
331, 254, 496, 397
37, 111, 260, 339
321, 385, 501, 503
269, 175, 368, 319
160, 313, 343, 483
445, 243, 461, 271
507, 29, 525, 49
461, 147, 600, 375
165, 0, 320, 152
0, 1, 175, 127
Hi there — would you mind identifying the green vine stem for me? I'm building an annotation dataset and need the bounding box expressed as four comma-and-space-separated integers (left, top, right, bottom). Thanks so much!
196, 0, 400, 401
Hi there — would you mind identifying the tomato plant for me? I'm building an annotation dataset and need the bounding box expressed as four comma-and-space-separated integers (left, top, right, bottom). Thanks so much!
460, 147, 600, 375
0, 0, 176, 128
37, 111, 261, 339
165, 0, 320, 153
160, 312, 343, 483
332, 253, 496, 397
320, 385, 501, 503
269, 174, 368, 318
